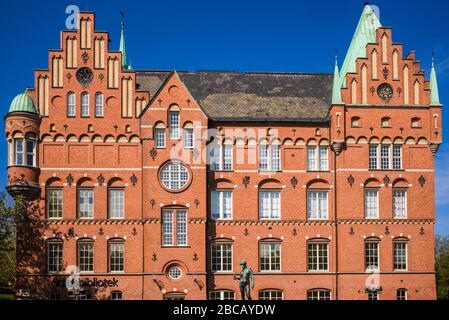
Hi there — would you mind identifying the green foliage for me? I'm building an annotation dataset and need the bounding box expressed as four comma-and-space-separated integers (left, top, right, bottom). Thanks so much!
0, 193, 26, 292
435, 235, 449, 300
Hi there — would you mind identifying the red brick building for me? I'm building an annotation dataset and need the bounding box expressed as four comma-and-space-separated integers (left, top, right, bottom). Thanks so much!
5, 5, 442, 300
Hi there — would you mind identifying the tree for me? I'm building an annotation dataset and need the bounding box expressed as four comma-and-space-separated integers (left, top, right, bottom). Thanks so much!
435, 234, 449, 300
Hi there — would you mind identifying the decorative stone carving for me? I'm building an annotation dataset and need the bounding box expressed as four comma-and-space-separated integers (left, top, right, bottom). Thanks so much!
243, 176, 250, 188
331, 141, 344, 156
429, 143, 440, 157
291, 176, 298, 189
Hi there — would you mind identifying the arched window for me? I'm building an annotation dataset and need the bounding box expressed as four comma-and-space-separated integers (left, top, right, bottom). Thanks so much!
95, 92, 103, 117
183, 122, 194, 149
81, 92, 89, 117
77, 239, 94, 273
307, 239, 329, 271
393, 239, 408, 271
209, 290, 235, 300
259, 239, 281, 271
111, 291, 123, 300
169, 105, 180, 140
397, 289, 407, 300
108, 239, 125, 272
307, 289, 331, 300
365, 238, 380, 271
67, 92, 76, 117
259, 289, 283, 300
47, 239, 63, 273
154, 122, 166, 148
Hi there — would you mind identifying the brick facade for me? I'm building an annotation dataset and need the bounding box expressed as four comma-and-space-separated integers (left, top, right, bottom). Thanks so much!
4, 8, 442, 300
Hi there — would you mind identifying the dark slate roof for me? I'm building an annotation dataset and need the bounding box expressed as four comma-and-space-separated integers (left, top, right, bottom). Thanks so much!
136, 70, 333, 122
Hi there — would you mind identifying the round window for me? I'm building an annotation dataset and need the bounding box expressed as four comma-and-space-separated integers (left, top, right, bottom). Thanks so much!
377, 83, 393, 101
160, 162, 190, 191
76, 67, 94, 85
168, 266, 182, 280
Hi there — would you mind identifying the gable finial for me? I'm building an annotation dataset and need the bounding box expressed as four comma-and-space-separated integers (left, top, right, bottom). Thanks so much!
332, 51, 343, 104
430, 51, 440, 105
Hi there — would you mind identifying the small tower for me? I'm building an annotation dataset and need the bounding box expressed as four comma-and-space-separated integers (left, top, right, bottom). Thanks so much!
119, 16, 131, 70
5, 90, 41, 200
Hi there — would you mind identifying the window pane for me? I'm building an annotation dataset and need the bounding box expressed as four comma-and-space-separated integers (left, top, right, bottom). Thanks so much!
78, 242, 94, 272
223, 145, 233, 171
109, 242, 124, 272
81, 93, 89, 117
48, 189, 63, 219
95, 93, 103, 117
15, 139, 23, 165
394, 242, 407, 270
109, 189, 124, 219
259, 243, 280, 271
67, 93, 76, 116
319, 146, 328, 171
169, 112, 180, 139
259, 290, 283, 300
47, 242, 63, 273
393, 145, 402, 170
369, 145, 378, 170
176, 210, 187, 246
365, 190, 379, 219
160, 162, 189, 191
271, 145, 280, 171
308, 242, 328, 271
365, 242, 379, 270
26, 140, 35, 166
308, 146, 317, 171
211, 243, 232, 272
259, 192, 280, 219
155, 129, 166, 148
393, 190, 407, 218
381, 145, 390, 169
307, 290, 331, 300
259, 146, 269, 171
79, 189, 94, 218
162, 210, 173, 246
184, 128, 194, 148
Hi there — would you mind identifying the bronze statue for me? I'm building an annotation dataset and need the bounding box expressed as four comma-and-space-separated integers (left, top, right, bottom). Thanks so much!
233, 259, 255, 300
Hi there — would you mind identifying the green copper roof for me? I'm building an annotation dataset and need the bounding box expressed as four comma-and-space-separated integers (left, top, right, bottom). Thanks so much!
332, 56, 342, 104
9, 91, 37, 114
430, 56, 440, 105
340, 4, 382, 88
119, 21, 131, 70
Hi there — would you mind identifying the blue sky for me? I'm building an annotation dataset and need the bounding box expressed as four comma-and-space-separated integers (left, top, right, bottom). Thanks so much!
0, 0, 448, 234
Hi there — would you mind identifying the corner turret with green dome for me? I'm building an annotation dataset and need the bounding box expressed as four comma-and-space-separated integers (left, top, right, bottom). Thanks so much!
8, 90, 38, 115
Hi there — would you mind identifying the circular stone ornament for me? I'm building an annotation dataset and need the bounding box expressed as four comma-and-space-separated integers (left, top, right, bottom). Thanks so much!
377, 83, 393, 101
76, 67, 94, 85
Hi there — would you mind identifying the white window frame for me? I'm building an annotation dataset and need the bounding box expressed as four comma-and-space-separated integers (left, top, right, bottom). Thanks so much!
307, 190, 329, 220
393, 189, 407, 219
176, 210, 188, 246
393, 241, 408, 271
109, 241, 125, 272
209, 290, 235, 300
259, 290, 283, 300
183, 128, 194, 149
47, 188, 63, 219
14, 138, 24, 166
78, 188, 94, 219
47, 241, 63, 273
155, 128, 166, 148
81, 92, 89, 117
259, 242, 281, 272
365, 240, 380, 271
397, 289, 407, 300
160, 162, 190, 191
369, 144, 402, 170
67, 92, 76, 117
162, 209, 188, 247
307, 241, 329, 272
259, 191, 281, 220
211, 242, 233, 272
95, 92, 104, 117
109, 189, 124, 219
211, 144, 233, 171
211, 191, 233, 220
365, 189, 379, 219
162, 210, 174, 246
307, 289, 332, 300
78, 240, 94, 273
308, 146, 329, 171
259, 144, 281, 172
169, 111, 180, 140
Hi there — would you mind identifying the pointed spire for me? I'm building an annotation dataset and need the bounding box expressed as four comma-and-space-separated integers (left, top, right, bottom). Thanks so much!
119, 10, 130, 70
430, 52, 441, 105
339, 4, 382, 88
332, 53, 342, 104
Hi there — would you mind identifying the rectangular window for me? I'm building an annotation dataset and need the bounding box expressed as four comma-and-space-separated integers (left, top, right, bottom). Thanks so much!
47, 188, 63, 219
394, 242, 407, 270
162, 210, 173, 246
365, 189, 379, 219
223, 145, 233, 171
81, 93, 89, 117
155, 128, 166, 148
109, 189, 124, 219
259, 242, 281, 271
67, 93, 75, 117
15, 139, 23, 165
259, 290, 283, 300
369, 144, 402, 170
308, 146, 329, 171
259, 145, 281, 172
78, 189, 94, 219
169, 111, 180, 140
78, 241, 94, 272
109, 242, 124, 272
259, 191, 280, 219
176, 210, 187, 246
307, 191, 328, 219
184, 128, 194, 148
365, 241, 379, 271
308, 242, 329, 271
26, 140, 35, 166
95, 93, 103, 117
393, 189, 407, 218
209, 291, 235, 300
307, 290, 331, 300
47, 242, 63, 273
211, 242, 233, 272
211, 144, 233, 171
211, 191, 232, 220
